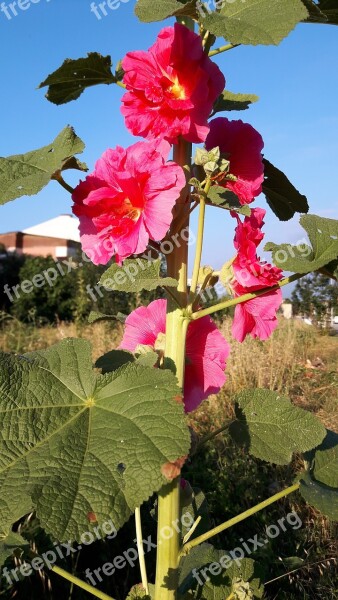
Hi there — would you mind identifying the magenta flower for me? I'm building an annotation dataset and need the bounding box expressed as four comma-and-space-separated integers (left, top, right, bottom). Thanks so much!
121, 23, 225, 144
72, 140, 185, 264
231, 209, 283, 342
232, 285, 283, 342
205, 118, 264, 205
119, 299, 230, 412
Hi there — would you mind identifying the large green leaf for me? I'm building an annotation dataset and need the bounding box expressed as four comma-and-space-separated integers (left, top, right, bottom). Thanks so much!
211, 91, 259, 116
229, 389, 326, 465
0, 339, 190, 540
39, 53, 117, 105
299, 472, 338, 521
135, 0, 197, 22
179, 544, 263, 599
201, 0, 308, 46
99, 258, 178, 293
312, 430, 338, 488
262, 159, 309, 221
0, 127, 86, 205
265, 214, 338, 274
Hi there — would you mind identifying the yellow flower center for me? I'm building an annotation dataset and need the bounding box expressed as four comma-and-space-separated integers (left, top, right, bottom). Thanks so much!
116, 198, 142, 222
169, 79, 186, 100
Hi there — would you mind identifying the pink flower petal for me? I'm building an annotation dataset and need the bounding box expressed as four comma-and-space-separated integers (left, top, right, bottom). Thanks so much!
206, 118, 264, 205
119, 300, 230, 412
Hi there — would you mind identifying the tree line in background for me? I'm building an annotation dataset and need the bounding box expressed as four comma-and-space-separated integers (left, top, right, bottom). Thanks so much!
0, 245, 337, 325
0, 245, 163, 323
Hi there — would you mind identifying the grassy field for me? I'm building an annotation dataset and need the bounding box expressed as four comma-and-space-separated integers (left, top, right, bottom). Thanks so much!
0, 313, 337, 598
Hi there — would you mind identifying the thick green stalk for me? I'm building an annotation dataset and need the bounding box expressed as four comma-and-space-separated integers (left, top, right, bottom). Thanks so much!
154, 136, 192, 600
180, 483, 300, 557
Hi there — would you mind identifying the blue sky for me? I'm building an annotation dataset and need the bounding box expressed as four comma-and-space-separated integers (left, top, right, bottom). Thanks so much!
0, 0, 338, 276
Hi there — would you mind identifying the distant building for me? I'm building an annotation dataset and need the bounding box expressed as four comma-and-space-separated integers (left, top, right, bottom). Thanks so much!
0, 215, 81, 260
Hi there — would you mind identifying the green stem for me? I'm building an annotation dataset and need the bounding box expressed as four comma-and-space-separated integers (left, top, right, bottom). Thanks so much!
155, 135, 192, 600
180, 483, 300, 557
191, 273, 305, 321
52, 565, 114, 600
115, 80, 126, 89
189, 201, 206, 298
135, 507, 149, 595
209, 43, 240, 56
189, 179, 212, 300
53, 173, 74, 194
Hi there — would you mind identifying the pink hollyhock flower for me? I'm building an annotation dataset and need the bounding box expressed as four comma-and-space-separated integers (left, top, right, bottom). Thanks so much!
119, 299, 230, 412
231, 209, 283, 342
232, 285, 283, 343
232, 208, 282, 288
72, 140, 185, 264
205, 118, 264, 205
121, 23, 225, 144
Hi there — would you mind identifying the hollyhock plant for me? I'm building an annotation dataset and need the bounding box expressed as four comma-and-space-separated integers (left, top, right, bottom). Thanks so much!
72, 140, 185, 264
121, 23, 225, 144
231, 208, 283, 342
119, 299, 230, 412
205, 117, 264, 205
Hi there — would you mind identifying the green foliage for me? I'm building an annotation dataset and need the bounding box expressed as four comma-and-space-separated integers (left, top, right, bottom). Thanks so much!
96, 348, 159, 373
4, 252, 165, 324
11, 256, 77, 323
0, 251, 25, 312
265, 214, 338, 274
0, 532, 28, 567
300, 429, 338, 519
229, 389, 326, 465
99, 258, 178, 293
262, 159, 309, 221
0, 127, 86, 205
212, 91, 259, 116
207, 185, 251, 215
313, 430, 338, 488
303, 0, 338, 25
0, 339, 190, 540
39, 53, 117, 105
87, 310, 126, 324
135, 0, 197, 22
200, 0, 308, 46
299, 472, 338, 521
291, 272, 338, 319
179, 544, 263, 599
